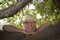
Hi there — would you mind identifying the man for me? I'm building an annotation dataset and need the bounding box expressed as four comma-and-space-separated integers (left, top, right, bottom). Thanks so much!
22, 14, 37, 34
3, 14, 51, 35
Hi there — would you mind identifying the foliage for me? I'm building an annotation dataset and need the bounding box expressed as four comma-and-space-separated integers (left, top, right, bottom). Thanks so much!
0, 0, 60, 29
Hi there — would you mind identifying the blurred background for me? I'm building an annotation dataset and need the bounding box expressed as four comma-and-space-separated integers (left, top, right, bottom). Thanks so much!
0, 0, 60, 30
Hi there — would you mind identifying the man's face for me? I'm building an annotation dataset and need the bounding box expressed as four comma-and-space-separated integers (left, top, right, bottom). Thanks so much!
23, 21, 36, 32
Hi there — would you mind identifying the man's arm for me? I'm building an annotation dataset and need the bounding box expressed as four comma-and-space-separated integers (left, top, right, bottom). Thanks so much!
3, 25, 24, 32
37, 21, 52, 32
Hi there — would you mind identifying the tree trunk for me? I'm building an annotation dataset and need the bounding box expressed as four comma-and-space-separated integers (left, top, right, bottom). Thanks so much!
0, 0, 32, 19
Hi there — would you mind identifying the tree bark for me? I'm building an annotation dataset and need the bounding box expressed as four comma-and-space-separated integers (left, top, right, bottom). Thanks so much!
0, 0, 32, 19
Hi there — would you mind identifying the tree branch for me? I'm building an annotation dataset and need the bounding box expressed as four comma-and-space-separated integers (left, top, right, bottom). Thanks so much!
0, 0, 32, 19
53, 0, 60, 9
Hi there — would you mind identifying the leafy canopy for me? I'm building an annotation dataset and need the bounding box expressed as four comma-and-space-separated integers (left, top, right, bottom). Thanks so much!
0, 0, 60, 28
